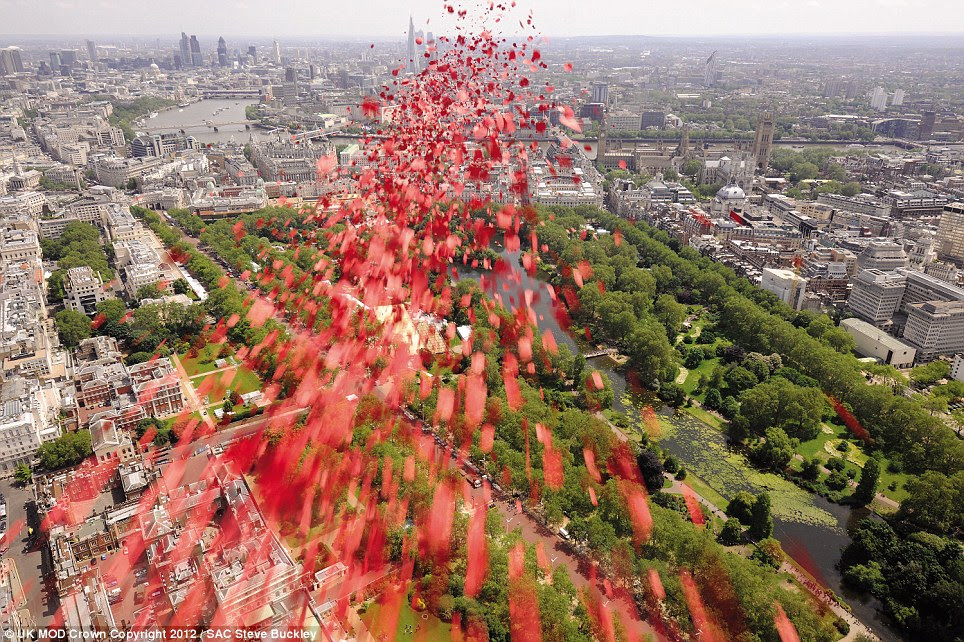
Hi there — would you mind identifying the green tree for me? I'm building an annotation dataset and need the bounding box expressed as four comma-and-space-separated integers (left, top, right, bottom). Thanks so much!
55, 309, 92, 347
723, 365, 758, 395
13, 463, 32, 486
726, 491, 756, 523
704, 387, 722, 409
172, 278, 191, 295
47, 270, 66, 301
654, 294, 686, 337
800, 457, 821, 481
840, 181, 862, 197
854, 457, 880, 505
135, 283, 164, 302
681, 159, 702, 177
910, 361, 950, 388
626, 320, 675, 385
718, 518, 742, 545
658, 382, 686, 407
751, 537, 784, 568
636, 450, 665, 493
789, 162, 819, 182
719, 395, 740, 419
752, 427, 796, 471
737, 377, 825, 441
37, 430, 92, 470
749, 492, 773, 540
897, 470, 964, 535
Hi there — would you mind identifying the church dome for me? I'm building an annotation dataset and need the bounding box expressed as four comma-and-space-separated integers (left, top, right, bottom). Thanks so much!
716, 183, 745, 200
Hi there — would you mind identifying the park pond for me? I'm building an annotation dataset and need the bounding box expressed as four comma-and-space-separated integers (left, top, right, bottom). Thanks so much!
458, 247, 902, 641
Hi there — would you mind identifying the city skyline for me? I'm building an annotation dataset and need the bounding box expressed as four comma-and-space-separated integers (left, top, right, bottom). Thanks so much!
1, 0, 963, 38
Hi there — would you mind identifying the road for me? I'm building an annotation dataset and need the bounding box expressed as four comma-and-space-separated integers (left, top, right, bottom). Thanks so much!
0, 477, 58, 626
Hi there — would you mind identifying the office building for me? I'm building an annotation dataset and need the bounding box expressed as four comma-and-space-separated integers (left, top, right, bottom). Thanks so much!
590, 82, 609, 105
0, 377, 62, 473
180, 32, 191, 67
855, 241, 908, 273
86, 40, 97, 62
937, 202, 964, 265
64, 266, 109, 316
900, 269, 964, 314
0, 48, 25, 75
840, 318, 916, 368
247, 45, 257, 63
847, 268, 906, 326
761, 268, 807, 310
950, 354, 964, 382
704, 51, 718, 86
190, 35, 202, 66
919, 111, 936, 139
870, 86, 888, 111
217, 37, 228, 67
903, 300, 964, 362
272, 40, 281, 65
641, 111, 665, 129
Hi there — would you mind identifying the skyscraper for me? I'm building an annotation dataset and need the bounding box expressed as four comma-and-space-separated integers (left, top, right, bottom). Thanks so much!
180, 32, 191, 67
920, 110, 936, 140
49, 51, 61, 69
60, 50, 77, 66
752, 111, 775, 172
590, 82, 609, 105
272, 40, 281, 65
248, 45, 257, 64
891, 88, 905, 106
86, 40, 97, 62
704, 51, 718, 87
407, 16, 419, 74
870, 86, 888, 111
217, 37, 228, 67
0, 48, 23, 76
190, 35, 203, 66
938, 202, 964, 265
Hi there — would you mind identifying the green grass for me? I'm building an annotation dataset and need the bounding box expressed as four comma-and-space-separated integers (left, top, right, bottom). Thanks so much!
681, 357, 720, 398
179, 343, 232, 377
876, 463, 911, 503
191, 366, 261, 399
363, 600, 451, 642
796, 423, 844, 460
681, 471, 730, 512
796, 423, 910, 503
683, 404, 724, 430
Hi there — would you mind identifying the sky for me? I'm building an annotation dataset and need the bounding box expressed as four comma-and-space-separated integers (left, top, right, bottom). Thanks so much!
0, 0, 962, 39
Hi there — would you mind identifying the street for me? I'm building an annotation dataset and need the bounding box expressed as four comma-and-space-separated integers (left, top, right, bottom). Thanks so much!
0, 477, 58, 626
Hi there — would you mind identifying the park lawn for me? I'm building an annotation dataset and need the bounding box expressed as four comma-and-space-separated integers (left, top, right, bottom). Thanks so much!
191, 365, 261, 399
876, 461, 911, 503
179, 343, 232, 377
683, 404, 724, 430
682, 357, 720, 398
796, 423, 844, 460
680, 471, 730, 512
363, 600, 451, 642
162, 411, 202, 431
